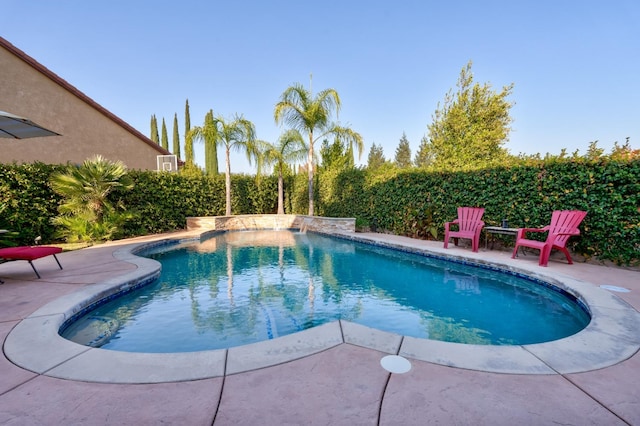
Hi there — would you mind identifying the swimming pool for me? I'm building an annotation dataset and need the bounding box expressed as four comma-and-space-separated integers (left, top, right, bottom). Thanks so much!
60, 230, 590, 353
6, 223, 639, 382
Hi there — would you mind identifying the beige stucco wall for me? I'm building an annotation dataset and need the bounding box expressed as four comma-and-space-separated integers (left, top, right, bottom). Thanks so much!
0, 42, 167, 170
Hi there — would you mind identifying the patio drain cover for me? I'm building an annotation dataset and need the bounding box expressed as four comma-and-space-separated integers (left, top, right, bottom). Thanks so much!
600, 285, 630, 293
380, 355, 411, 374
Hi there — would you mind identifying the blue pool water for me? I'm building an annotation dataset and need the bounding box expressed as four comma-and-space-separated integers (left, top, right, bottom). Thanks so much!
61, 230, 590, 353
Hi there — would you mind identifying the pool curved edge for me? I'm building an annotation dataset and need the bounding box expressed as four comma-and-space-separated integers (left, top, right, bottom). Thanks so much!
4, 232, 640, 384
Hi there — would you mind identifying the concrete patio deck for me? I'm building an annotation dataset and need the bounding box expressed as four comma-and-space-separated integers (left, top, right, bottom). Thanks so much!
1, 230, 639, 425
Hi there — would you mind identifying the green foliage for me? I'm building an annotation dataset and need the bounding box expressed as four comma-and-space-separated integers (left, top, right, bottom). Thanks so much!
172, 113, 181, 159
274, 82, 363, 215
150, 114, 159, 144
0, 163, 282, 244
1, 157, 638, 265
184, 99, 194, 165
0, 162, 63, 245
114, 172, 277, 234
316, 158, 640, 266
161, 118, 169, 150
184, 133, 195, 166
193, 110, 219, 176
320, 138, 354, 170
414, 135, 434, 168
260, 130, 307, 214
246, 175, 279, 214
178, 162, 205, 178
50, 155, 134, 242
289, 172, 313, 214
53, 210, 132, 243
427, 61, 514, 171
185, 99, 191, 134
367, 143, 386, 169
394, 132, 412, 168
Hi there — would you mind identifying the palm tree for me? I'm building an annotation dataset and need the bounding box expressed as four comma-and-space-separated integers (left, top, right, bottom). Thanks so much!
260, 130, 307, 214
191, 114, 257, 215
274, 83, 363, 215
50, 155, 134, 242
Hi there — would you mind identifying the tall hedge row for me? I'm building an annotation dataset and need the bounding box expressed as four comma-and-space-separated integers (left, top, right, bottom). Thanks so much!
0, 159, 638, 265
0, 163, 64, 244
315, 159, 640, 265
0, 165, 280, 243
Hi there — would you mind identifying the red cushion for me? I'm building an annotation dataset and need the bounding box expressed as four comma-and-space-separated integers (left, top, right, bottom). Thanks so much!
0, 246, 62, 261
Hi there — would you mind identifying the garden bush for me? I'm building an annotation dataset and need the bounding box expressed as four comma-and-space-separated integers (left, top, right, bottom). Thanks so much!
316, 159, 639, 265
0, 158, 637, 265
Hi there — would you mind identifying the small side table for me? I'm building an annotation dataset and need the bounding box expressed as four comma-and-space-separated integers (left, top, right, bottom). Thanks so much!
484, 226, 519, 250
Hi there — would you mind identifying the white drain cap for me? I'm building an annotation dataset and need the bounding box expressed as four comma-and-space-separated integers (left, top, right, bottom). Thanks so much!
380, 355, 411, 373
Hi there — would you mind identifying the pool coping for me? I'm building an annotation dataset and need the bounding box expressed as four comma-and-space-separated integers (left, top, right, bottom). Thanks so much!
4, 230, 640, 383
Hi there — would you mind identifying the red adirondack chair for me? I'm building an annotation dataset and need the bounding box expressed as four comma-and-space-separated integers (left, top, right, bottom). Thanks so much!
511, 210, 587, 267
443, 207, 485, 252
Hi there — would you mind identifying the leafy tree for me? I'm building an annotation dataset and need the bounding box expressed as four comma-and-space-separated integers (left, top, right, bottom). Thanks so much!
609, 138, 640, 160
367, 143, 386, 169
150, 115, 159, 144
394, 132, 412, 168
184, 99, 194, 165
427, 61, 514, 171
414, 135, 434, 168
320, 138, 354, 170
172, 113, 181, 159
274, 83, 363, 215
259, 130, 307, 214
190, 114, 257, 215
50, 155, 134, 242
161, 118, 169, 150
585, 141, 605, 160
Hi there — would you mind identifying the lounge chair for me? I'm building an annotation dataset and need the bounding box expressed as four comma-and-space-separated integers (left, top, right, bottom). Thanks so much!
443, 207, 485, 253
0, 246, 63, 282
511, 210, 587, 266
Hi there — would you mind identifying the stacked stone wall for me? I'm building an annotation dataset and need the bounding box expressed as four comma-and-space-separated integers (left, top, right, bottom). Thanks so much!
186, 215, 355, 234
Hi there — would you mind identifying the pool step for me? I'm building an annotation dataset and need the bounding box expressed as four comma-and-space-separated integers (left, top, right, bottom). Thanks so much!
64, 316, 120, 347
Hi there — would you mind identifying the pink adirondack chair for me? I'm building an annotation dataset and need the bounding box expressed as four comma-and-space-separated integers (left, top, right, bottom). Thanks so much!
443, 207, 485, 252
511, 210, 587, 267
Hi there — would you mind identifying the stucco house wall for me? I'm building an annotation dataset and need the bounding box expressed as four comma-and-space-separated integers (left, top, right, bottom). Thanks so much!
0, 37, 171, 170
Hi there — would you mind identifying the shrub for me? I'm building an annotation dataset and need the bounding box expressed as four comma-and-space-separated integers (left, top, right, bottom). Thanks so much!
50, 155, 134, 243
1, 158, 637, 265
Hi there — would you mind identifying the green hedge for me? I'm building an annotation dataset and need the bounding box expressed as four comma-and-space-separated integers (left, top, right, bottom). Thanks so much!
112, 171, 282, 236
0, 163, 64, 244
0, 165, 284, 243
1, 159, 638, 265
316, 159, 640, 265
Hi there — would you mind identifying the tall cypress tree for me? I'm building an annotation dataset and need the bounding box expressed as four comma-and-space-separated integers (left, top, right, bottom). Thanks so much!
161, 118, 169, 150
204, 110, 219, 175
185, 99, 191, 134
172, 113, 181, 159
184, 99, 194, 164
150, 115, 159, 144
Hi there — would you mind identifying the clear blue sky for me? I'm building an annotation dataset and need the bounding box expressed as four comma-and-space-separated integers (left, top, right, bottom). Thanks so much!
3, 0, 639, 172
